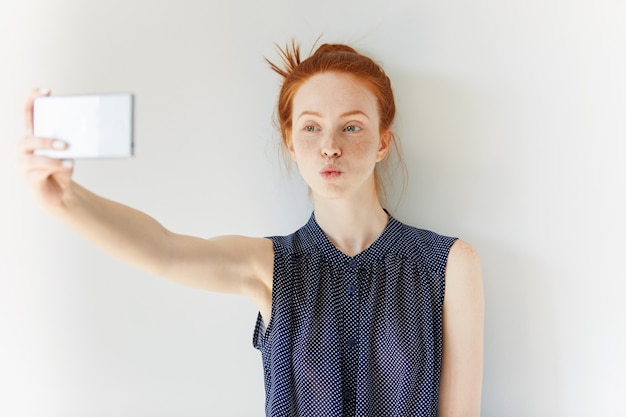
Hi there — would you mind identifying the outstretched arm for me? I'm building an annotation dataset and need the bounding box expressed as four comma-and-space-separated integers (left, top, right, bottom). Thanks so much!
18, 89, 274, 313
438, 239, 484, 417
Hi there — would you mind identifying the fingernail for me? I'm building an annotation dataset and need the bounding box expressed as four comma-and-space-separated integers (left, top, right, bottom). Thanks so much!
39, 87, 51, 95
52, 140, 67, 150
61, 159, 74, 168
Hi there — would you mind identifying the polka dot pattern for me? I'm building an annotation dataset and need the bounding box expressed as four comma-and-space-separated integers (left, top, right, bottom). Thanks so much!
253, 213, 456, 416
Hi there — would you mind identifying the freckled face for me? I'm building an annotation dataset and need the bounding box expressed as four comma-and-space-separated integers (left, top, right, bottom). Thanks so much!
287, 72, 391, 200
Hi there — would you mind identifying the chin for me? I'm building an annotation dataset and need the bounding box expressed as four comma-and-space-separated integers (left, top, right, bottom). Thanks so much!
311, 187, 345, 201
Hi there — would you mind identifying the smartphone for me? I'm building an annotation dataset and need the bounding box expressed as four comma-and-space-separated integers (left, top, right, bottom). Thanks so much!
34, 93, 134, 158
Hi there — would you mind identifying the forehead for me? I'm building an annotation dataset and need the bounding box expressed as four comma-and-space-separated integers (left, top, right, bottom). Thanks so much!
292, 72, 379, 118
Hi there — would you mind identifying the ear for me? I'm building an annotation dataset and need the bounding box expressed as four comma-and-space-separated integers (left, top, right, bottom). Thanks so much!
376, 130, 393, 162
285, 129, 297, 161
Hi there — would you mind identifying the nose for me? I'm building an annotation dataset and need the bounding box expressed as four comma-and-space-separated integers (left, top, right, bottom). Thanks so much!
321, 132, 341, 159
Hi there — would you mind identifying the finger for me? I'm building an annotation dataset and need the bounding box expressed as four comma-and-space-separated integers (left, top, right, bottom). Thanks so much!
18, 153, 74, 175
24, 87, 51, 136
18, 135, 68, 155
24, 166, 74, 193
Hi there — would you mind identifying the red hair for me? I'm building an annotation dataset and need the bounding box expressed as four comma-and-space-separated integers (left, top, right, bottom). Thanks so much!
267, 40, 405, 204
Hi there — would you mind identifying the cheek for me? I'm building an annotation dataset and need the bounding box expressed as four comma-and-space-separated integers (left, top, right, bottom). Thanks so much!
353, 141, 372, 156
290, 137, 315, 162
351, 138, 379, 160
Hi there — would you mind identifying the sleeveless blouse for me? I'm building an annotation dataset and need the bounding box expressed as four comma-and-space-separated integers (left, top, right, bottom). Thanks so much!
253, 213, 457, 416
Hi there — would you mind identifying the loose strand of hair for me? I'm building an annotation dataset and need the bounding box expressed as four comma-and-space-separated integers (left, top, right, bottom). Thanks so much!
308, 33, 325, 56
265, 39, 301, 79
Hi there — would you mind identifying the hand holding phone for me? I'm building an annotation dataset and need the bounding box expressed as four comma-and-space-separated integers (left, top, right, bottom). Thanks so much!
33, 93, 134, 159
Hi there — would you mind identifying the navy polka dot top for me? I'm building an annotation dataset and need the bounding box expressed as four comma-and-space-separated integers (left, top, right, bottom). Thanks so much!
253, 213, 457, 417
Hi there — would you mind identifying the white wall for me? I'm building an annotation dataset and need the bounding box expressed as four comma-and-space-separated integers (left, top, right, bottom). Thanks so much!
1, 0, 624, 416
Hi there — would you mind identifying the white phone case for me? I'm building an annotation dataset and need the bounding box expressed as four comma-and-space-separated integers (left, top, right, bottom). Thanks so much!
34, 93, 134, 158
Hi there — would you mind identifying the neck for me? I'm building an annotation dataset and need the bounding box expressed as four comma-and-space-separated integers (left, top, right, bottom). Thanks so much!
312, 193, 389, 257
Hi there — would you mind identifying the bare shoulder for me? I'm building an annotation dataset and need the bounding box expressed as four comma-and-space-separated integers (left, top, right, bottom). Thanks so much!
165, 233, 274, 298
445, 239, 483, 289
206, 235, 274, 286
209, 234, 274, 259
443, 238, 484, 324
444, 240, 484, 318
438, 239, 484, 416
448, 239, 481, 267
235, 235, 274, 284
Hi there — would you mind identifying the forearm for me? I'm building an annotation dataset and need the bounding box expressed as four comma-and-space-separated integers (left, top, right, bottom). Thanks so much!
51, 181, 175, 276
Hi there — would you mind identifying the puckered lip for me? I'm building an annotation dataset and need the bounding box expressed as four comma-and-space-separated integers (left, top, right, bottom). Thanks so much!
320, 164, 342, 174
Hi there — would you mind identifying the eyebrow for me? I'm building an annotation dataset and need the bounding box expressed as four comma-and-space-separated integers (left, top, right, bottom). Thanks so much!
297, 110, 370, 120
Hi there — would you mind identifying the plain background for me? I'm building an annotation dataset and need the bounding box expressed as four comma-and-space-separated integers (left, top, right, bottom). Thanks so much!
1, 0, 624, 416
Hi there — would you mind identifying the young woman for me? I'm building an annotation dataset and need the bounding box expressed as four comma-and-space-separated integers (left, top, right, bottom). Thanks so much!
18, 42, 483, 417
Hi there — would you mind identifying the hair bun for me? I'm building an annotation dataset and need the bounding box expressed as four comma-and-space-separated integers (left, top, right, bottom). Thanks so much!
313, 43, 358, 56
266, 41, 360, 79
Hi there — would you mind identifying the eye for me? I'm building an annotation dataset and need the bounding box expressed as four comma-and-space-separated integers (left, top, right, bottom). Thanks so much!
304, 125, 319, 132
344, 125, 362, 133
